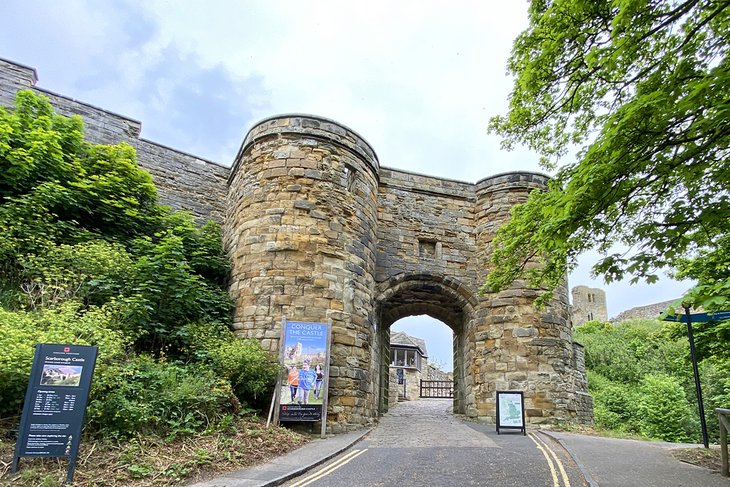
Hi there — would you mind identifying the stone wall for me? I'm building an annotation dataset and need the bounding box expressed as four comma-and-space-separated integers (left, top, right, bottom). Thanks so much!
1, 58, 593, 432
467, 173, 581, 424
612, 299, 677, 322
225, 115, 381, 431
0, 58, 229, 224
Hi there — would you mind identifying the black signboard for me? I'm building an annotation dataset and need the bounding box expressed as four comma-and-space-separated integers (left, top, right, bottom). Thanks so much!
279, 404, 322, 421
12, 344, 98, 484
496, 390, 526, 435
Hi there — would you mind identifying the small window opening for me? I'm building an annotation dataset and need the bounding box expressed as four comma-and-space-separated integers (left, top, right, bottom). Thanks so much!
342, 165, 356, 190
419, 239, 437, 258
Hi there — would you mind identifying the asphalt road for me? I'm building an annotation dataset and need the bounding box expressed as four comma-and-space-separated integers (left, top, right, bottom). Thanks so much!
282, 399, 586, 487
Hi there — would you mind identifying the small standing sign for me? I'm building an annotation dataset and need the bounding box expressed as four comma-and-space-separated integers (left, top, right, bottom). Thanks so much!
277, 319, 332, 438
496, 390, 526, 435
12, 344, 98, 484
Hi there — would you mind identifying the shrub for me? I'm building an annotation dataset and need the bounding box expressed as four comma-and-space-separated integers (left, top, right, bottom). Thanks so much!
587, 371, 640, 433
637, 374, 694, 442
0, 303, 128, 418
87, 356, 238, 439
183, 321, 279, 410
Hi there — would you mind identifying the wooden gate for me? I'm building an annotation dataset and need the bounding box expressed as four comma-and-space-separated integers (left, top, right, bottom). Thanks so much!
420, 380, 453, 398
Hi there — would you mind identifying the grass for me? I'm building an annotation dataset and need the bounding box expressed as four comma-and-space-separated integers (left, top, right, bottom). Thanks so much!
0, 417, 309, 486
671, 447, 726, 473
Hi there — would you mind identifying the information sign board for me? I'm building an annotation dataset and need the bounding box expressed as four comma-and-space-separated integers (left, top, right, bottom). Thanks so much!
278, 321, 331, 425
496, 390, 526, 435
12, 344, 98, 484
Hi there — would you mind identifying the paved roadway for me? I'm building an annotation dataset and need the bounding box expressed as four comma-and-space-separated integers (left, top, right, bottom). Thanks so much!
281, 399, 586, 487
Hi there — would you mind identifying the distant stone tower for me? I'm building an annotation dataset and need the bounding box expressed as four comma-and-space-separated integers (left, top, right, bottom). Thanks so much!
571, 286, 608, 325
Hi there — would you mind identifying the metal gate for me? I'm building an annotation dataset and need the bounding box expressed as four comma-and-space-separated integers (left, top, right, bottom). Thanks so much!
420, 380, 453, 398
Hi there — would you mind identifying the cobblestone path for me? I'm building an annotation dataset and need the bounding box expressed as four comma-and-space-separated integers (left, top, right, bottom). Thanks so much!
362, 398, 498, 448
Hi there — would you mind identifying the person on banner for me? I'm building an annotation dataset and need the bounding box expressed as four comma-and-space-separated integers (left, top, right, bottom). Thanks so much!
287, 365, 299, 403
296, 360, 316, 404
314, 363, 325, 400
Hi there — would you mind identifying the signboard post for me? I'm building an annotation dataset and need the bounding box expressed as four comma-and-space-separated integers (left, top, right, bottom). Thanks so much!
277, 319, 332, 437
12, 343, 98, 484
496, 390, 526, 435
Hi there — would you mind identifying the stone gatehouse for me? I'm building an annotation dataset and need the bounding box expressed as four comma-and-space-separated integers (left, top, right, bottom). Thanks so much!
0, 58, 593, 433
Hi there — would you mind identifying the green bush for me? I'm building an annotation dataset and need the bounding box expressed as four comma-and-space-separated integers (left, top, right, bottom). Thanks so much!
183, 321, 278, 410
17, 240, 133, 309
87, 356, 238, 439
575, 319, 687, 384
637, 374, 694, 442
0, 303, 128, 418
587, 371, 640, 433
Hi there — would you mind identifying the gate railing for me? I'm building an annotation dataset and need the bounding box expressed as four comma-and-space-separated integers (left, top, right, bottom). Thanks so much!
718, 408, 730, 477
420, 380, 453, 398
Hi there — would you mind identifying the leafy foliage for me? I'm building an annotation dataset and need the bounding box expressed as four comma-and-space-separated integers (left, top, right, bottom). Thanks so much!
487, 0, 730, 310
0, 91, 278, 439
88, 356, 238, 439
637, 374, 694, 442
576, 318, 729, 442
0, 303, 129, 418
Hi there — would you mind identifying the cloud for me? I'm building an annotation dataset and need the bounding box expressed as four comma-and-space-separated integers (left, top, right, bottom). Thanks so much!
134, 0, 536, 180
2, 0, 692, 311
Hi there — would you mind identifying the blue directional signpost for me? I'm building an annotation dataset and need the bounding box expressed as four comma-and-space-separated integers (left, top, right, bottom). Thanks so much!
664, 308, 730, 449
12, 344, 98, 484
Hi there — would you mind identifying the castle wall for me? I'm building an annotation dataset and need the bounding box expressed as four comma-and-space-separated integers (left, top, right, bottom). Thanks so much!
225, 115, 380, 431
1, 58, 593, 432
0, 58, 229, 224
471, 173, 583, 423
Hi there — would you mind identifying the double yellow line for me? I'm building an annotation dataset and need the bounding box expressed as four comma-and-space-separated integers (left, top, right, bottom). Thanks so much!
288, 448, 368, 487
529, 433, 571, 487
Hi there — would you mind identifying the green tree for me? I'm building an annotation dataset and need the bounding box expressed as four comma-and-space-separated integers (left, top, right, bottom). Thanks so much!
0, 90, 160, 286
486, 0, 730, 310
0, 91, 280, 437
637, 374, 694, 442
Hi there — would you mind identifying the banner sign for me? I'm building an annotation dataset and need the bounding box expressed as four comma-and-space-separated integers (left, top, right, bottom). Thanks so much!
496, 390, 526, 435
12, 343, 98, 483
279, 321, 331, 423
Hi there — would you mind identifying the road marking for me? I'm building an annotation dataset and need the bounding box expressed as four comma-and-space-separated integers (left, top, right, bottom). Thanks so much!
289, 448, 367, 487
536, 434, 572, 487
527, 433, 570, 487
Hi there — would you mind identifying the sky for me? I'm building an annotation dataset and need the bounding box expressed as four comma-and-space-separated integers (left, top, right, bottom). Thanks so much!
1, 1, 692, 371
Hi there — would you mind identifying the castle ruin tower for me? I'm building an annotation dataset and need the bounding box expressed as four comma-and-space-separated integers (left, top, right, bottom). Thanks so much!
471, 173, 583, 423
571, 285, 608, 326
225, 115, 380, 432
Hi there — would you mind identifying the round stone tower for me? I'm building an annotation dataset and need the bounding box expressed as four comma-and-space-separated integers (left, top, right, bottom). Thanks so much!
470, 172, 580, 423
225, 115, 380, 431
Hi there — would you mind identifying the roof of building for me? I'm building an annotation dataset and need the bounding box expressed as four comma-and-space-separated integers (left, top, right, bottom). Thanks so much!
390, 331, 428, 357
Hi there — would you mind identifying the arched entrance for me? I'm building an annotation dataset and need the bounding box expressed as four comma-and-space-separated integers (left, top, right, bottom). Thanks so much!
375, 273, 478, 416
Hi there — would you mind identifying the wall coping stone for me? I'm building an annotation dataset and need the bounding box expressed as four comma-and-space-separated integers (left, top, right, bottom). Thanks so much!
231, 113, 379, 183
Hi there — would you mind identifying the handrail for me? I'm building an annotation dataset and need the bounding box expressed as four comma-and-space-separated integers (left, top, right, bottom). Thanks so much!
717, 408, 730, 477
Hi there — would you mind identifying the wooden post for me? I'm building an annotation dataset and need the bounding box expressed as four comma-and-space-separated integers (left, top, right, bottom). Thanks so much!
718, 408, 730, 477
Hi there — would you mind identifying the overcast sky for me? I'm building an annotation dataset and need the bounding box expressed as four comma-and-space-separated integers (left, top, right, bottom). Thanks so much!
2, 1, 691, 370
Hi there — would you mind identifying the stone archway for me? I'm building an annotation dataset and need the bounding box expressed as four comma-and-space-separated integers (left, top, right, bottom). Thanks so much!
224, 114, 593, 432
374, 273, 478, 416
0, 60, 593, 434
